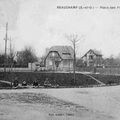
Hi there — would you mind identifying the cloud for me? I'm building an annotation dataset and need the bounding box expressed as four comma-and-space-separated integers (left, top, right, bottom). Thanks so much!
1, 0, 120, 57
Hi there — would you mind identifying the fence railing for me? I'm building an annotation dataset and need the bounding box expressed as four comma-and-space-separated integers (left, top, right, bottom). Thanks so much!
77, 67, 120, 75
0, 64, 28, 68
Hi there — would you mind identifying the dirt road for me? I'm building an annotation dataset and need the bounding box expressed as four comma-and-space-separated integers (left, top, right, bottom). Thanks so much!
0, 86, 120, 120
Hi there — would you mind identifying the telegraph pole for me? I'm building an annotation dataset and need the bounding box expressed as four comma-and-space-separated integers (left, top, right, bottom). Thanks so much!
9, 36, 13, 88
4, 22, 8, 81
9, 36, 12, 71
73, 40, 76, 85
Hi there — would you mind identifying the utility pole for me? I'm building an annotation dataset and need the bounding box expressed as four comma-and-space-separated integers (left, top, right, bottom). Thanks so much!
9, 36, 12, 71
9, 36, 13, 88
9, 37, 12, 55
73, 39, 76, 85
4, 22, 8, 81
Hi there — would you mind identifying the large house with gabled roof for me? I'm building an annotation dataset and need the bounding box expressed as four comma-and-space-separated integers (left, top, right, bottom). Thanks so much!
81, 49, 103, 67
44, 46, 74, 71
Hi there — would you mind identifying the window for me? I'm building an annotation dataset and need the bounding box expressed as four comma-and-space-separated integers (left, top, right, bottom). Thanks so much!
49, 61, 52, 65
89, 55, 93, 60
62, 53, 71, 55
52, 52, 55, 57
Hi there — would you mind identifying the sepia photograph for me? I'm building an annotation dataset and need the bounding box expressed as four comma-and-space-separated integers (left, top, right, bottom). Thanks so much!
0, 0, 120, 120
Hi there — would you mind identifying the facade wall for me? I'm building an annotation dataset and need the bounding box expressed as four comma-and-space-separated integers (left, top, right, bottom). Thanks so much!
45, 51, 73, 71
59, 59, 73, 71
46, 59, 73, 71
46, 59, 54, 70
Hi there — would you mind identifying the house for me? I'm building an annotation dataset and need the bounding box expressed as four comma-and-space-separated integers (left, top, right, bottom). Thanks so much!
81, 49, 103, 67
44, 46, 74, 71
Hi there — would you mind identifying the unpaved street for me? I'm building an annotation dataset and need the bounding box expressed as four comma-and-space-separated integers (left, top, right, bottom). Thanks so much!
0, 86, 120, 120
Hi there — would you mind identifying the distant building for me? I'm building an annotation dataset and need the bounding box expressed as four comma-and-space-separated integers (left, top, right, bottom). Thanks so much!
81, 49, 103, 67
44, 46, 74, 71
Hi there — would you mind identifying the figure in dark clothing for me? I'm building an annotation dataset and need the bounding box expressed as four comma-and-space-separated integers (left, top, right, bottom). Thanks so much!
44, 78, 51, 88
33, 80, 38, 87
13, 77, 19, 87
22, 80, 27, 86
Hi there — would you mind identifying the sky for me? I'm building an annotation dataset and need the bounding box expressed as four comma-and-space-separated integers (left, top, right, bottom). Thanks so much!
0, 0, 120, 58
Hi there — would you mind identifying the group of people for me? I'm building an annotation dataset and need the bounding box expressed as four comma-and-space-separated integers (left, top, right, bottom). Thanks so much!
12, 77, 59, 88
12, 77, 52, 88
13, 77, 39, 88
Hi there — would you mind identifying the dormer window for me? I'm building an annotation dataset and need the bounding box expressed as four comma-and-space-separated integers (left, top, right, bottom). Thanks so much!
52, 52, 55, 57
62, 53, 71, 55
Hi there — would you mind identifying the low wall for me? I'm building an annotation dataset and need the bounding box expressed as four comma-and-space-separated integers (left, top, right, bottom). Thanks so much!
1, 71, 120, 86
0, 72, 99, 86
96, 68, 120, 75
0, 68, 31, 72
77, 67, 120, 75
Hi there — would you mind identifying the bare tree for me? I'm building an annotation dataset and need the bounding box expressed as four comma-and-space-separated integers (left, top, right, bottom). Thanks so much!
65, 34, 84, 85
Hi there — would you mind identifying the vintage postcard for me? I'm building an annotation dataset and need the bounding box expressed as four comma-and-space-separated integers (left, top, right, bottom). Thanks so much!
0, 0, 120, 120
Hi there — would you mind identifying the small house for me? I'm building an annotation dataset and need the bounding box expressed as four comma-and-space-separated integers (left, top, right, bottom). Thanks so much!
81, 49, 103, 67
44, 46, 74, 71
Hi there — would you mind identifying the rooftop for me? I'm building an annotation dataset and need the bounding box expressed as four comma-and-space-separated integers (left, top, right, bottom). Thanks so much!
47, 46, 74, 59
